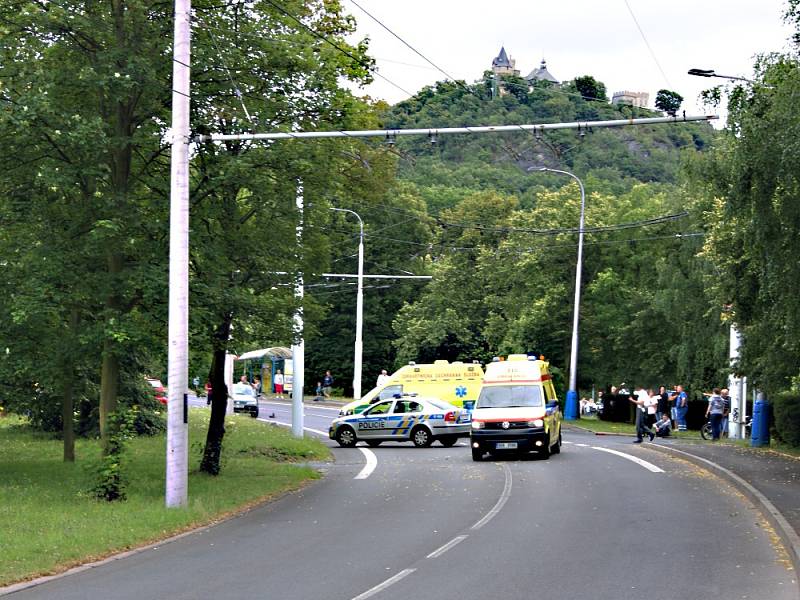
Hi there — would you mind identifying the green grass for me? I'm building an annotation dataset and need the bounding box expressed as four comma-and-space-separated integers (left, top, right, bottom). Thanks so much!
0, 412, 330, 586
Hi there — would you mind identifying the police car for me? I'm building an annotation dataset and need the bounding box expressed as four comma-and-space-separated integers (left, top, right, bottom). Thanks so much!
329, 395, 471, 448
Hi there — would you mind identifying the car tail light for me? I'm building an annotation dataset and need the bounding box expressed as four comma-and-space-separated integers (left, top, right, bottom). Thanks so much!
444, 411, 456, 422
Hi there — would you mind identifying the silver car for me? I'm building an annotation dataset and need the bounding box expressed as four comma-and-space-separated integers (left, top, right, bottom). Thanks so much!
329, 395, 471, 448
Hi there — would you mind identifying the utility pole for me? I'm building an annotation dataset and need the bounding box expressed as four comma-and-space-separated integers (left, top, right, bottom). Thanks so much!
166, 0, 191, 508
727, 323, 748, 439
330, 208, 364, 399
291, 183, 305, 438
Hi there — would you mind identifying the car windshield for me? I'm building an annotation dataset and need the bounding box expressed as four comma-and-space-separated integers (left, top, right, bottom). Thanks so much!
234, 384, 254, 396
476, 385, 543, 409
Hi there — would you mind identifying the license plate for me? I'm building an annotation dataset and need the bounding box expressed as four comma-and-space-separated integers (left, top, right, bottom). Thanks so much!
496, 442, 517, 449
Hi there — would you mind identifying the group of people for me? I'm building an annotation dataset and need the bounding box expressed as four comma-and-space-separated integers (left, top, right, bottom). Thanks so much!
627, 384, 731, 443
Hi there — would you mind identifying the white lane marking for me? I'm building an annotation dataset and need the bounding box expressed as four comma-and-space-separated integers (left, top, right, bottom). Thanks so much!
354, 447, 378, 480
264, 400, 341, 412
575, 443, 590, 447
591, 446, 664, 473
426, 535, 468, 559
471, 463, 513, 530
563, 440, 574, 444
266, 419, 378, 480
350, 569, 416, 600
264, 419, 328, 437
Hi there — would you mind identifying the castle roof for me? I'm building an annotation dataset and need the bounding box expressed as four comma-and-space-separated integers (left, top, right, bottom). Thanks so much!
492, 46, 513, 69
526, 59, 559, 84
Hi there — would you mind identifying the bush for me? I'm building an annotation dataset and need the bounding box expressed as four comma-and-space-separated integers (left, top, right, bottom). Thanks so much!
772, 391, 800, 447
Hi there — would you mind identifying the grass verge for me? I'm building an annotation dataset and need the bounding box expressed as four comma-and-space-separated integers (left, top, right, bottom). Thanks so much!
0, 411, 330, 587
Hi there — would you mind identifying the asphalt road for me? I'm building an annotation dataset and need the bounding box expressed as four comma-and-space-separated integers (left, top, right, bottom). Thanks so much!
8, 402, 796, 600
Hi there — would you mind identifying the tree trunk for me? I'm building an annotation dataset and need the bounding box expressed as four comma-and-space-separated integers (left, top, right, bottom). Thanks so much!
62, 308, 79, 462
100, 251, 123, 452
200, 314, 233, 475
199, 347, 228, 475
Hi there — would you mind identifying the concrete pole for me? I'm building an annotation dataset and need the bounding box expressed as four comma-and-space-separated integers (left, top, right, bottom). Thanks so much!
537, 168, 584, 421
727, 323, 745, 439
166, 0, 191, 508
291, 184, 304, 438
330, 208, 365, 400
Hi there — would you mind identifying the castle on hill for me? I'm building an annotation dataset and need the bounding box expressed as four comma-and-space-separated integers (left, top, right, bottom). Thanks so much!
490, 46, 649, 108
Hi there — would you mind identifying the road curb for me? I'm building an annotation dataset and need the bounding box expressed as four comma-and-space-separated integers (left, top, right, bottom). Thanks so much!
647, 442, 800, 588
564, 423, 630, 437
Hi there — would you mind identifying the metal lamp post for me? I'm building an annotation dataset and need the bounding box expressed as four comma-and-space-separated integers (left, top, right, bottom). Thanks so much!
330, 208, 365, 400
687, 68, 756, 84
536, 167, 585, 421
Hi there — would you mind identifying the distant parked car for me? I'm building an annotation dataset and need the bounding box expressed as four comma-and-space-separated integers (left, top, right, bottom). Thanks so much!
145, 378, 167, 405
232, 382, 259, 418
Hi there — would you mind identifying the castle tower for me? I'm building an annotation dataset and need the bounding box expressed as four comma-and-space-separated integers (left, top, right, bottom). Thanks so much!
491, 47, 519, 77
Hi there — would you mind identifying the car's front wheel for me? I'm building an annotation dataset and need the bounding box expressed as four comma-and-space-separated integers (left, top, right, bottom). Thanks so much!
439, 436, 458, 447
471, 447, 484, 461
250, 407, 259, 418
410, 426, 432, 448
335, 426, 357, 448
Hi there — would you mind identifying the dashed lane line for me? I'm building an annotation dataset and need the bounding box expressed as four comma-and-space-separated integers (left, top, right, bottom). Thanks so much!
426, 535, 468, 559
350, 569, 416, 600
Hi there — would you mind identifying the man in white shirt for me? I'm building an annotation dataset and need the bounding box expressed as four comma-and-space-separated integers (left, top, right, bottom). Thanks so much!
376, 369, 389, 387
629, 385, 655, 443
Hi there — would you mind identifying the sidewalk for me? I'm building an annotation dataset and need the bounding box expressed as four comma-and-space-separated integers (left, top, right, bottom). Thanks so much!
636, 434, 800, 581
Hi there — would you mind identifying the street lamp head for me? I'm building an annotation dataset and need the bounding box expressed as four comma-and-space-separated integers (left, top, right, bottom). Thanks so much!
688, 68, 715, 77
526, 166, 550, 173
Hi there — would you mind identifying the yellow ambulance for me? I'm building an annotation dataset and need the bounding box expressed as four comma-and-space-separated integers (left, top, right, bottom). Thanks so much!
338, 360, 484, 416
470, 354, 562, 461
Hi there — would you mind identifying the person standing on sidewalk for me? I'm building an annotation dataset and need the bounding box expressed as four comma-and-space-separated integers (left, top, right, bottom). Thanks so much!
706, 388, 725, 441
670, 385, 689, 431
274, 370, 285, 400
656, 385, 670, 421
720, 387, 731, 438
629, 385, 655, 443
322, 370, 334, 400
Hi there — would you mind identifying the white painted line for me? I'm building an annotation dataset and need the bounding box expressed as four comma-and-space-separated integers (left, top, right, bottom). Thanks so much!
354, 447, 378, 480
264, 400, 341, 412
471, 463, 513, 530
263, 419, 328, 437
426, 535, 468, 559
563, 440, 574, 444
591, 446, 664, 473
351, 569, 416, 600
575, 443, 590, 447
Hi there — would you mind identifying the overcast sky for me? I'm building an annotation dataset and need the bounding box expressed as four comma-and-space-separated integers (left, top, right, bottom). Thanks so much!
341, 0, 793, 116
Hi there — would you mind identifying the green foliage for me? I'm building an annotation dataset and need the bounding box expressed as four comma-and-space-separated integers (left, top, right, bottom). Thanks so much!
772, 391, 800, 447
690, 52, 800, 394
89, 410, 136, 502
655, 89, 684, 116
571, 76, 608, 101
